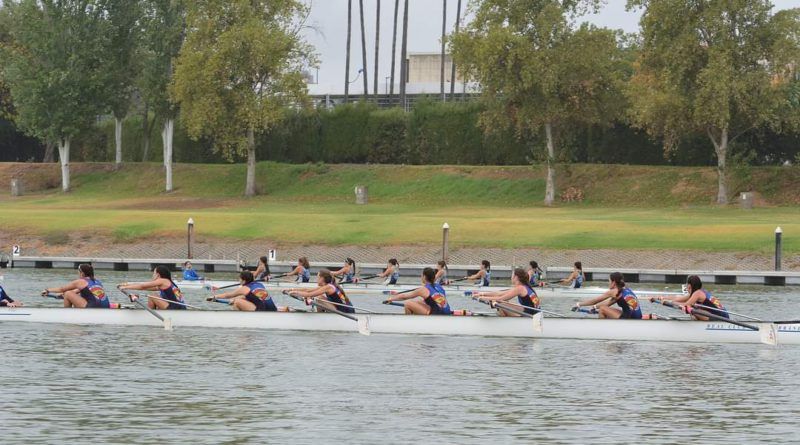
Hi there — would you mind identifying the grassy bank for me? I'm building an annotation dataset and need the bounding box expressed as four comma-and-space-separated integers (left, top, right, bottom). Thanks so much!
1, 162, 798, 253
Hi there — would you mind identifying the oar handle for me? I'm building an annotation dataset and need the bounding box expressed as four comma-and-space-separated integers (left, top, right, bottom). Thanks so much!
383, 300, 405, 307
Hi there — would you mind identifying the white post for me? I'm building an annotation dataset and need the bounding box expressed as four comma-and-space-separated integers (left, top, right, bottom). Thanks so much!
775, 227, 783, 271
442, 222, 450, 262
57, 137, 70, 192
187, 218, 194, 259
114, 117, 123, 168
162, 119, 174, 192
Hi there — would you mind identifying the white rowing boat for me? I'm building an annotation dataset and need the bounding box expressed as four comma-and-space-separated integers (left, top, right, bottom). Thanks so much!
1, 307, 794, 345
175, 279, 683, 299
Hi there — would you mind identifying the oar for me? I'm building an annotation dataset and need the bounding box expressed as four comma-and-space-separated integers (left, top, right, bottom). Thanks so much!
283, 291, 370, 335
354, 274, 380, 282
448, 277, 469, 284
144, 294, 202, 309
653, 299, 777, 345
463, 289, 507, 297
381, 288, 417, 296
383, 300, 405, 308
472, 297, 543, 332
316, 298, 377, 314
694, 303, 762, 321
119, 289, 173, 330
42, 292, 64, 300
42, 292, 125, 309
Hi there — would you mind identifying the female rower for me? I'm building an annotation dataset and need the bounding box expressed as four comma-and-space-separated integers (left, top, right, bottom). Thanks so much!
287, 269, 354, 314
42, 264, 110, 309
210, 271, 278, 312
528, 261, 545, 287
118, 265, 186, 310
378, 258, 400, 285
284, 257, 311, 283
385, 267, 452, 315
434, 260, 449, 285
466, 260, 491, 287
474, 268, 540, 316
0, 284, 22, 307
330, 257, 356, 284
652, 275, 729, 320
573, 272, 641, 319
560, 261, 584, 288
254, 256, 271, 281
182, 261, 203, 281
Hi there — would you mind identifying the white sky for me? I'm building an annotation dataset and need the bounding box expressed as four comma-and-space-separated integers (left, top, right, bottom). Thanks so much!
301, 0, 800, 93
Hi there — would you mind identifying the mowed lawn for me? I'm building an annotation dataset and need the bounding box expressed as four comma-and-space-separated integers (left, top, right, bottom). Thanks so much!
0, 162, 798, 253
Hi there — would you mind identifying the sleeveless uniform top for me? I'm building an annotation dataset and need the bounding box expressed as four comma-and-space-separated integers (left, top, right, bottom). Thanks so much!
325, 283, 355, 314
615, 287, 642, 319
245, 282, 276, 312
697, 289, 728, 319
160, 280, 186, 310
529, 270, 542, 287
517, 285, 541, 315
424, 283, 452, 315
79, 278, 110, 309
256, 269, 269, 281
342, 266, 355, 284
475, 269, 490, 287
386, 265, 400, 285
571, 271, 584, 289
297, 267, 311, 283
435, 270, 448, 286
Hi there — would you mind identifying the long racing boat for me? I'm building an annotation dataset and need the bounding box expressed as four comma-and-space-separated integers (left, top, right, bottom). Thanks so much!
1, 307, 793, 345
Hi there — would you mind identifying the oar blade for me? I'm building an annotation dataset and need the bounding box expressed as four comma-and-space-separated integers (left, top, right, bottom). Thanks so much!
163, 317, 174, 331
760, 323, 778, 346
358, 316, 371, 336
532, 312, 543, 333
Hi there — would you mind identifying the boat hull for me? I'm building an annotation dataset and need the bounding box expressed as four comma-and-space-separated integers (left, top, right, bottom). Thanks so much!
1, 308, 796, 345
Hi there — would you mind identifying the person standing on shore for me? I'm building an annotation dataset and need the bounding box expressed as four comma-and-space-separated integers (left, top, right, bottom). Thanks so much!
560, 262, 584, 288
284, 257, 311, 283
465, 260, 491, 287
182, 261, 204, 281
119, 266, 186, 310
330, 258, 356, 284
42, 264, 110, 309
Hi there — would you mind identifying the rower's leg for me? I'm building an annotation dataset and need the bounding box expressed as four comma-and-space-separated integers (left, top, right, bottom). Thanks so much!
598, 307, 622, 319
233, 299, 257, 312
497, 308, 520, 317
63, 290, 87, 308
148, 296, 170, 310
404, 300, 432, 315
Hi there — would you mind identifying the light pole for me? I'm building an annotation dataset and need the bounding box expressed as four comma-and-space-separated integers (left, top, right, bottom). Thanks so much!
442, 222, 450, 262
775, 227, 783, 271
187, 218, 195, 259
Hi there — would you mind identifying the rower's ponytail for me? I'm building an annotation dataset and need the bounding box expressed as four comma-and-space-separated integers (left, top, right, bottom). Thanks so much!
422, 267, 436, 284
437, 260, 448, 271
482, 260, 491, 271
240, 271, 255, 284
299, 257, 310, 269
609, 272, 625, 293
319, 269, 334, 284
259, 256, 270, 275
78, 263, 95, 279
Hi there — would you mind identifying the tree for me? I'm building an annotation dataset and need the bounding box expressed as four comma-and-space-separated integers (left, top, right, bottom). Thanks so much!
1, 0, 114, 191
344, 0, 352, 102
373, 0, 380, 101
171, 0, 314, 197
359, 0, 369, 99
627, 0, 800, 204
389, 0, 400, 96
451, 0, 622, 205
449, 0, 462, 100
398, 0, 409, 107
104, 0, 142, 169
440, 0, 446, 101
138, 0, 184, 192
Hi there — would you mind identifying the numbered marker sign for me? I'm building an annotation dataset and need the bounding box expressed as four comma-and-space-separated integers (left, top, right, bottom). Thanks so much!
268, 249, 277, 261
12, 245, 20, 257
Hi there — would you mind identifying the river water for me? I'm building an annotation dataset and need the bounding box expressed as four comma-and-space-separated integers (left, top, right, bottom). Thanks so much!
1, 269, 799, 444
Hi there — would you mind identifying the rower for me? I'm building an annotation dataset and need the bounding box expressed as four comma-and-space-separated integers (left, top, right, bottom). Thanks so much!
465, 260, 491, 287
42, 264, 110, 308
119, 265, 186, 310
330, 257, 356, 284
528, 261, 545, 287
284, 257, 311, 283
474, 268, 540, 316
560, 261, 584, 288
573, 272, 641, 319
211, 271, 278, 311
288, 269, 355, 313
434, 260, 449, 286
0, 283, 22, 307
254, 255, 271, 281
652, 275, 729, 320
182, 261, 204, 281
377, 258, 400, 285
385, 267, 452, 315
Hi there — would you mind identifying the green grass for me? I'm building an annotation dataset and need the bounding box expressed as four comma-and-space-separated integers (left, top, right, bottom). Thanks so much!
1, 162, 799, 253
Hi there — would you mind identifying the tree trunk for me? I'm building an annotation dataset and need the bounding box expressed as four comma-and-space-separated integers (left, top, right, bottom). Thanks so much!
142, 103, 151, 161
344, 0, 352, 102
373, 0, 380, 102
450, 0, 462, 100
43, 141, 55, 163
57, 137, 71, 192
544, 122, 556, 206
440, 0, 447, 102
359, 0, 369, 100
114, 116, 123, 169
389, 0, 400, 96
245, 127, 257, 197
709, 127, 729, 205
399, 0, 409, 109
162, 118, 174, 192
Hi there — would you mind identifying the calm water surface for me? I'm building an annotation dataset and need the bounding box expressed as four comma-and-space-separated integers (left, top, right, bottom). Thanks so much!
1, 269, 799, 444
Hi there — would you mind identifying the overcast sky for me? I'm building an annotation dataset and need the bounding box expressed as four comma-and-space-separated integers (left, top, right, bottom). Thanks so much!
301, 0, 800, 93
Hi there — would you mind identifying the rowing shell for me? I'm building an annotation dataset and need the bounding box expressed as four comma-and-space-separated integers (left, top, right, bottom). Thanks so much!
175, 280, 683, 299
1, 307, 795, 344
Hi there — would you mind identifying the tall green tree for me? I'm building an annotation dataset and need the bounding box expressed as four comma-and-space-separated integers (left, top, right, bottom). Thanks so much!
104, 0, 142, 169
451, 0, 623, 205
627, 0, 800, 204
1, 0, 113, 191
171, 0, 314, 197
138, 0, 184, 192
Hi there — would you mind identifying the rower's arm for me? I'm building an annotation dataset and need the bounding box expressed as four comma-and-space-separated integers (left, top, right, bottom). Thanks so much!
119, 280, 162, 291
213, 287, 248, 300
329, 267, 345, 276
477, 288, 518, 302
577, 289, 613, 307
466, 270, 485, 280
46, 279, 83, 294
388, 288, 425, 302
560, 271, 577, 284
377, 267, 390, 278
291, 286, 327, 298
285, 266, 301, 277
683, 290, 703, 306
